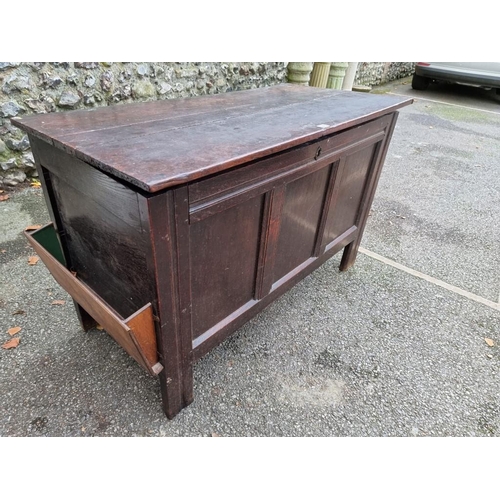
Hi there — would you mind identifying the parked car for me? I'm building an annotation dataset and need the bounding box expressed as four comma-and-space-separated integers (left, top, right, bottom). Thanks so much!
411, 62, 500, 93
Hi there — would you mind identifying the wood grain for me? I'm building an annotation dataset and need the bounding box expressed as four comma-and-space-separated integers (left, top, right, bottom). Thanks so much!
125, 304, 161, 374
12, 85, 412, 192
19, 87, 411, 419
25, 224, 162, 376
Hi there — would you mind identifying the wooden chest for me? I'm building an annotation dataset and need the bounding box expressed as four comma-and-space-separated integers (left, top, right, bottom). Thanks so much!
12, 84, 412, 418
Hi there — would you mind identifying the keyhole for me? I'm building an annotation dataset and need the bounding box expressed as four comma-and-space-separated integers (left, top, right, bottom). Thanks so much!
314, 146, 322, 160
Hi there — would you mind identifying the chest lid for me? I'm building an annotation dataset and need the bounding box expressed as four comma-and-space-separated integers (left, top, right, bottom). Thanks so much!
12, 84, 412, 193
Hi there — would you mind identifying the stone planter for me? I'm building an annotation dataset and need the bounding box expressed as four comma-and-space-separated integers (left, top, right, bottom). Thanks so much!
327, 62, 349, 90
286, 63, 313, 86
309, 62, 331, 88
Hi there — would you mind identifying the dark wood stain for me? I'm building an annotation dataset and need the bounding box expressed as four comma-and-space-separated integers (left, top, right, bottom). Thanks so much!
323, 143, 378, 246
13, 85, 412, 192
190, 194, 264, 338
273, 165, 331, 282
25, 225, 162, 376
16, 87, 412, 419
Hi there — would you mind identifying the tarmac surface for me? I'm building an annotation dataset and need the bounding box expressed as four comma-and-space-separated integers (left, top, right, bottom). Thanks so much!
1, 77, 499, 436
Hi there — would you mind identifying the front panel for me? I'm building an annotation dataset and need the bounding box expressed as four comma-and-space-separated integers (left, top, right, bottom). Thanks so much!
272, 165, 331, 282
186, 114, 395, 355
190, 194, 265, 339
322, 142, 379, 247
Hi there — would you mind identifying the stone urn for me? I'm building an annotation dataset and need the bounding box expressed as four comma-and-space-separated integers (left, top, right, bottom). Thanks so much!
327, 62, 349, 89
286, 63, 313, 86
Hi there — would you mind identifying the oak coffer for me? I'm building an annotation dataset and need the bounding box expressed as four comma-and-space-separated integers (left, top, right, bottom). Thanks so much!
12, 84, 412, 418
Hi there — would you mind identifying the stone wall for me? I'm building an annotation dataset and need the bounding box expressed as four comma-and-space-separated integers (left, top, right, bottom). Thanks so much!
0, 62, 287, 187
0, 61, 414, 187
354, 62, 416, 87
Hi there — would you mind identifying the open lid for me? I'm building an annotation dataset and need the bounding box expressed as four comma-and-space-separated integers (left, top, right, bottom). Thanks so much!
12, 84, 412, 193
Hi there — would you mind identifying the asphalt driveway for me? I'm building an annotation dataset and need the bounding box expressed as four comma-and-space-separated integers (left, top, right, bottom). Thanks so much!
1, 77, 499, 436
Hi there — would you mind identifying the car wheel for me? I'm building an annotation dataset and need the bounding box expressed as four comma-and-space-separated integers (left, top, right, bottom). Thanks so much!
411, 73, 430, 90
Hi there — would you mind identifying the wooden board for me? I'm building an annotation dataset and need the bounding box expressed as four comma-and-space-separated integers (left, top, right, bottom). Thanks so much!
25, 224, 163, 376
12, 85, 412, 192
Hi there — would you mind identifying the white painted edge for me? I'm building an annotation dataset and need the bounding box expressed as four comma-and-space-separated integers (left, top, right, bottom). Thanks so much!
358, 247, 500, 312
387, 92, 500, 116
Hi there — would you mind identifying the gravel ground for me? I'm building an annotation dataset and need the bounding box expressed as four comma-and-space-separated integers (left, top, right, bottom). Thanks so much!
1, 78, 499, 437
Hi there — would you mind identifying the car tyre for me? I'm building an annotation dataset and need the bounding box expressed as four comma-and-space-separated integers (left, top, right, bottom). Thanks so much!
411, 73, 430, 90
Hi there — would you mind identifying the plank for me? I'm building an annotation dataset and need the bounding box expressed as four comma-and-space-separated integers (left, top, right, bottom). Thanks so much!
12, 85, 413, 192
25, 224, 162, 376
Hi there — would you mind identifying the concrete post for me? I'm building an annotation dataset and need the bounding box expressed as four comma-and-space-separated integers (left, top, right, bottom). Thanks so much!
309, 62, 331, 88
342, 62, 359, 91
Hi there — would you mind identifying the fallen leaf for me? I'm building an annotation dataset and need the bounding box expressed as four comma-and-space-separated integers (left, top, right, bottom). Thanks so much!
12, 310, 25, 315
71, 270, 77, 277
0, 194, 9, 202
7, 326, 22, 336
30, 181, 42, 188
485, 338, 495, 347
1, 249, 6, 254
96, 325, 104, 330
51, 300, 66, 305
28, 256, 40, 265
2, 338, 20, 349
211, 432, 221, 437
25, 224, 42, 231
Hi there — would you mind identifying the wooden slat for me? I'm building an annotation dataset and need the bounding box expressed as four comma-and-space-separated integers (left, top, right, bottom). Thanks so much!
314, 158, 347, 256
124, 304, 162, 375
254, 186, 286, 299
25, 224, 163, 376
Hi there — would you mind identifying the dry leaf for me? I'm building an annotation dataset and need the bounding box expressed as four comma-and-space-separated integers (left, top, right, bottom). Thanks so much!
0, 189, 4, 193
25, 224, 42, 231
96, 325, 104, 330
1, 249, 6, 254
0, 194, 9, 202
211, 432, 221, 437
7, 326, 22, 336
2, 337, 20, 349
485, 338, 495, 347
28, 256, 40, 265
51, 300, 66, 306
12, 309, 25, 315
71, 270, 77, 277
30, 181, 42, 188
